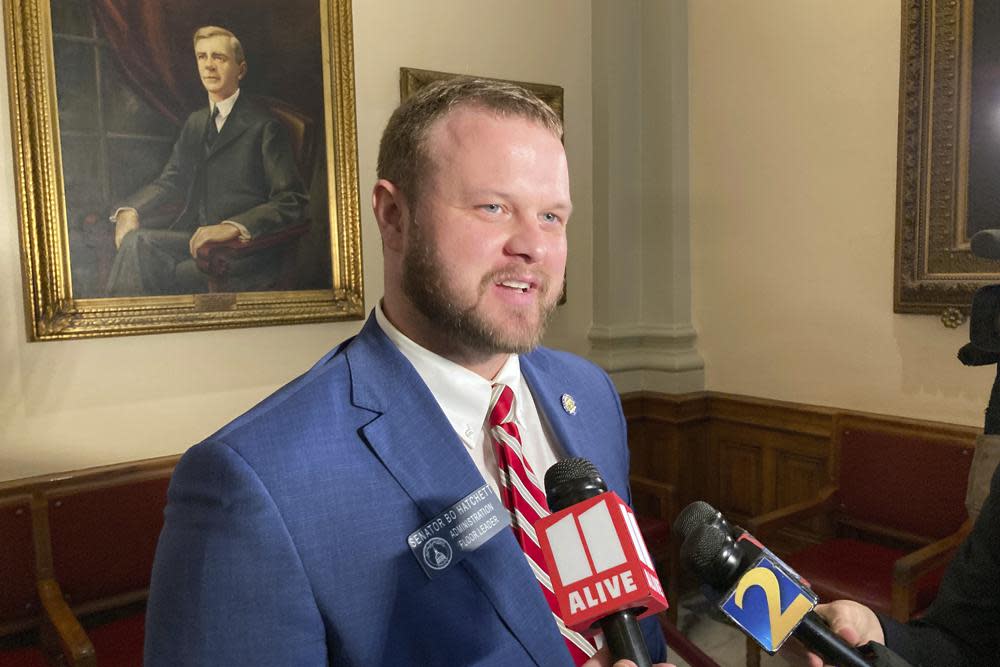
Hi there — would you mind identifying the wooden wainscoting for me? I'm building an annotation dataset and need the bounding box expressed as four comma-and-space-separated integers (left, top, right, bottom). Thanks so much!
621, 391, 979, 549
622, 392, 711, 517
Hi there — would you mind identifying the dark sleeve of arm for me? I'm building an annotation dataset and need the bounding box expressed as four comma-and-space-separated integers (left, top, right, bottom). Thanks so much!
144, 440, 327, 666
877, 614, 967, 666
121, 124, 194, 225
228, 119, 309, 237
878, 463, 1000, 666
640, 614, 668, 664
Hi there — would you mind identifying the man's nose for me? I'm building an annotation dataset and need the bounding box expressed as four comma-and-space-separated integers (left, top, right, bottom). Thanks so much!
503, 213, 548, 263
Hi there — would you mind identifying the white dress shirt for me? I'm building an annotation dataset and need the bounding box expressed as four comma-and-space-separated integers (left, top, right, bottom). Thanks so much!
209, 88, 240, 132
375, 304, 566, 501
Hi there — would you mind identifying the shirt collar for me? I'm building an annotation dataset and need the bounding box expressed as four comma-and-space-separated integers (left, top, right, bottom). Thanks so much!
210, 88, 240, 121
374, 303, 523, 446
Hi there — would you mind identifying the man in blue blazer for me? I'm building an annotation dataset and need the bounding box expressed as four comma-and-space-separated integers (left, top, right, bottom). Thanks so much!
145, 77, 668, 666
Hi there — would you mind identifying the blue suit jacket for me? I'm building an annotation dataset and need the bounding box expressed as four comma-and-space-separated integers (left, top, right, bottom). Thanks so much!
145, 314, 667, 666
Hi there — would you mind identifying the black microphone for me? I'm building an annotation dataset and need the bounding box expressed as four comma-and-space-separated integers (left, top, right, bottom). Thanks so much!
543, 458, 657, 667
672, 500, 735, 546
678, 511, 873, 667
673, 500, 770, 576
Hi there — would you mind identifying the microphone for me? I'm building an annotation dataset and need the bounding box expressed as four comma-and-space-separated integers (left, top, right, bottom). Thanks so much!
677, 504, 872, 667
673, 500, 771, 576
672, 500, 736, 546
536, 458, 669, 667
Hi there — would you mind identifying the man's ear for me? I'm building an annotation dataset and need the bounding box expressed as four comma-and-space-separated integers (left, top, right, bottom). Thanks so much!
238, 61, 247, 80
372, 179, 410, 253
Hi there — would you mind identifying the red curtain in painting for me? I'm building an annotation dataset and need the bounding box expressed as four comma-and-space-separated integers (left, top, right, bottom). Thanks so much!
91, 0, 191, 126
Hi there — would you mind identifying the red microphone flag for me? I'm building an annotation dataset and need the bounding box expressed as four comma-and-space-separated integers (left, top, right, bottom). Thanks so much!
536, 491, 668, 636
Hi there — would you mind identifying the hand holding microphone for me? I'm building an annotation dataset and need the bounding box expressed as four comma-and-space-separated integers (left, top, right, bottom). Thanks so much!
673, 501, 878, 667
807, 602, 886, 667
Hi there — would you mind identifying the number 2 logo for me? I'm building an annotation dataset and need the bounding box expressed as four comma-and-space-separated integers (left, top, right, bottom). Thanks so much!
733, 566, 813, 646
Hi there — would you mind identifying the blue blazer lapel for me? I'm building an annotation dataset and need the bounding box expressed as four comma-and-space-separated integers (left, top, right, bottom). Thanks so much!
521, 350, 631, 504
345, 316, 573, 666
521, 352, 590, 461
346, 317, 486, 516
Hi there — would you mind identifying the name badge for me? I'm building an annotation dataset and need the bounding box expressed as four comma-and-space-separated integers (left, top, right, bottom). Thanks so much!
408, 484, 510, 579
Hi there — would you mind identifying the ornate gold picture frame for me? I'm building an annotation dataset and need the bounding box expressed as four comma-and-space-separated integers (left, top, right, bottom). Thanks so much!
5, 0, 363, 340
895, 0, 1000, 316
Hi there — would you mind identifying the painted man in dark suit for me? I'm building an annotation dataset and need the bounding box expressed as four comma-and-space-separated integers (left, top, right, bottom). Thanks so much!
106, 26, 307, 296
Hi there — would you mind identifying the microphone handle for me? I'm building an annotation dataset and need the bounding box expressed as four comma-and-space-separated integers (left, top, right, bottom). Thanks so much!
598, 609, 652, 667
795, 611, 872, 667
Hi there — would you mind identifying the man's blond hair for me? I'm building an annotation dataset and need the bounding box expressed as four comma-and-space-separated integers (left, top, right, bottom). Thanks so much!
192, 26, 245, 65
377, 77, 562, 204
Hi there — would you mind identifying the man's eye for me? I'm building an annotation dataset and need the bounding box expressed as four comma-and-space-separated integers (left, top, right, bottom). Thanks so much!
542, 213, 561, 223
480, 204, 502, 214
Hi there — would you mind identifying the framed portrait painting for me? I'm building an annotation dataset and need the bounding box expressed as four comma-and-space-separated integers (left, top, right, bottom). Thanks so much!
4, 0, 363, 340
895, 0, 1000, 317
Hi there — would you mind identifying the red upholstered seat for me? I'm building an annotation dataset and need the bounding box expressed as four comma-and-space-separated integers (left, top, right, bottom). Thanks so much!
0, 457, 176, 667
749, 416, 973, 621
784, 538, 942, 614
46, 475, 168, 666
0, 497, 48, 667
0, 497, 38, 630
744, 416, 973, 667
86, 612, 146, 667
837, 426, 971, 542
49, 479, 167, 605
0, 645, 49, 667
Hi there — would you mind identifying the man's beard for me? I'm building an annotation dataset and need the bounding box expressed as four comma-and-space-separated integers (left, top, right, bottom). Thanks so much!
401, 219, 559, 356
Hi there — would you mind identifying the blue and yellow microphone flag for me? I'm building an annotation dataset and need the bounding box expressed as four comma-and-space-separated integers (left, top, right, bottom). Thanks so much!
719, 555, 817, 653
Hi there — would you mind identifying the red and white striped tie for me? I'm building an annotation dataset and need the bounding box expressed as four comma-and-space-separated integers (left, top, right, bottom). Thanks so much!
488, 383, 596, 665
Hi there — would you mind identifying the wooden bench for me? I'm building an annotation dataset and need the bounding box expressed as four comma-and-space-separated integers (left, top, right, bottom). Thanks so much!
745, 413, 975, 666
0, 456, 177, 667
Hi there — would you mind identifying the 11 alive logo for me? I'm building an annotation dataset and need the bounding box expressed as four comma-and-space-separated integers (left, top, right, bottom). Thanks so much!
536, 491, 668, 635
719, 555, 817, 653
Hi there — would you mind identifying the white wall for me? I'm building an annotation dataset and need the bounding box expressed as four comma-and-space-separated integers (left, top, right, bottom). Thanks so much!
4, 0, 989, 483
689, 1, 992, 427
0, 0, 595, 481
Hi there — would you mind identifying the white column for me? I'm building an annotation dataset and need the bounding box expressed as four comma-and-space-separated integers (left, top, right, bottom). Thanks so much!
590, 0, 703, 394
